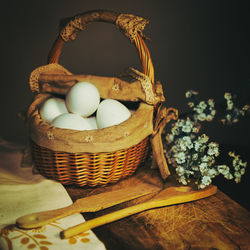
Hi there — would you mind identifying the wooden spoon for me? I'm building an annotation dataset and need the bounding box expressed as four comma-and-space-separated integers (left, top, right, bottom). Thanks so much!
61, 185, 217, 239
16, 183, 160, 229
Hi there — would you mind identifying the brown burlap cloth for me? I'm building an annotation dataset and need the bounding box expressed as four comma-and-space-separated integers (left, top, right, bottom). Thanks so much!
27, 63, 177, 179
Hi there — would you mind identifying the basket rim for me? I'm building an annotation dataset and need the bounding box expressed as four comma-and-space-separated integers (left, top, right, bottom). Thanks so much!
28, 93, 154, 153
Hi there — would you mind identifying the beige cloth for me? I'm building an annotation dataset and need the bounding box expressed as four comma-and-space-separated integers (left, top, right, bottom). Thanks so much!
29, 64, 165, 105
28, 94, 154, 153
0, 138, 106, 250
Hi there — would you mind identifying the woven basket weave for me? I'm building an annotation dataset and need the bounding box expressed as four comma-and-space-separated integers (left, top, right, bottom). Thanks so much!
28, 10, 160, 187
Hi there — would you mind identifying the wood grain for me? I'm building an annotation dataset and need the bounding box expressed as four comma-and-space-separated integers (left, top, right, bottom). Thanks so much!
65, 164, 250, 250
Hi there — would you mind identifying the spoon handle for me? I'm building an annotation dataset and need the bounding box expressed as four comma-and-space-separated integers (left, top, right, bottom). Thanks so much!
61, 201, 154, 239
16, 205, 75, 229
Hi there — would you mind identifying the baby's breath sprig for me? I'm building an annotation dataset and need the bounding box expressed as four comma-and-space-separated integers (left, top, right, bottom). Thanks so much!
185, 90, 216, 122
216, 151, 247, 184
228, 151, 247, 183
165, 120, 221, 189
164, 90, 248, 189
221, 92, 250, 125
165, 117, 200, 144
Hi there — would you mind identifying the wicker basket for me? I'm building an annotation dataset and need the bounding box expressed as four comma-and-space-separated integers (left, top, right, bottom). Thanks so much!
27, 10, 161, 187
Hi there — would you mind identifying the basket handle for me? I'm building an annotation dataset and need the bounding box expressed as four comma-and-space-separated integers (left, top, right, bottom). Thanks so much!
48, 10, 155, 88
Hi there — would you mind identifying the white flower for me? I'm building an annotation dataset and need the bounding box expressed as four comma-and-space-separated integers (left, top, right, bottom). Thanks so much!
201, 176, 212, 186
182, 136, 193, 149
234, 165, 240, 171
226, 114, 232, 121
175, 152, 186, 164
208, 158, 216, 167
182, 124, 192, 133
194, 134, 209, 151
211, 110, 216, 116
206, 115, 213, 121
227, 100, 234, 110
188, 102, 194, 107
194, 107, 203, 114
176, 136, 194, 152
224, 92, 232, 100
186, 169, 194, 176
242, 104, 250, 111
171, 126, 179, 135
168, 134, 174, 142
234, 172, 242, 183
240, 168, 245, 175
201, 155, 215, 166
208, 99, 215, 107
186, 118, 193, 126
207, 142, 219, 156
208, 168, 218, 178
192, 126, 200, 133
199, 101, 207, 110
194, 141, 201, 151
217, 165, 233, 180
199, 113, 207, 121
199, 183, 207, 189
176, 166, 185, 175
177, 140, 187, 151
185, 90, 198, 98
217, 165, 228, 173
224, 172, 233, 180
199, 134, 209, 144
192, 153, 199, 161
202, 155, 211, 162
191, 165, 199, 171
232, 117, 239, 123
228, 151, 237, 158
235, 176, 241, 183
166, 134, 174, 143
171, 145, 178, 154
200, 163, 208, 173
185, 91, 192, 98
178, 175, 188, 185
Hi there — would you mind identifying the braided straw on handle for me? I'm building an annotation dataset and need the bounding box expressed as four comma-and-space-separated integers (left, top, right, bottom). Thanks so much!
47, 10, 155, 88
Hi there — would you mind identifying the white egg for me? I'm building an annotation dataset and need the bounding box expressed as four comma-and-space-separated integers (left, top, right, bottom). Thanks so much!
96, 99, 131, 129
66, 82, 100, 117
40, 97, 68, 124
85, 116, 98, 129
52, 113, 94, 131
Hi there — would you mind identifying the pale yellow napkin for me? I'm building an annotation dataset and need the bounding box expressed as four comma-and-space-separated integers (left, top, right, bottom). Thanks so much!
0, 138, 106, 250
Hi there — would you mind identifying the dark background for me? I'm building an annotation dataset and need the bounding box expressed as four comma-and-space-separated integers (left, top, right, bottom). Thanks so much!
0, 1, 249, 209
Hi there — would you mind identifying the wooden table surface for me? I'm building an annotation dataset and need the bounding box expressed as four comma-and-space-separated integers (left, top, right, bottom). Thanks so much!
65, 164, 250, 250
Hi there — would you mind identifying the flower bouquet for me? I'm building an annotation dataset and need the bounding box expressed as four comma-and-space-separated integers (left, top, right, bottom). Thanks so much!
164, 90, 249, 189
